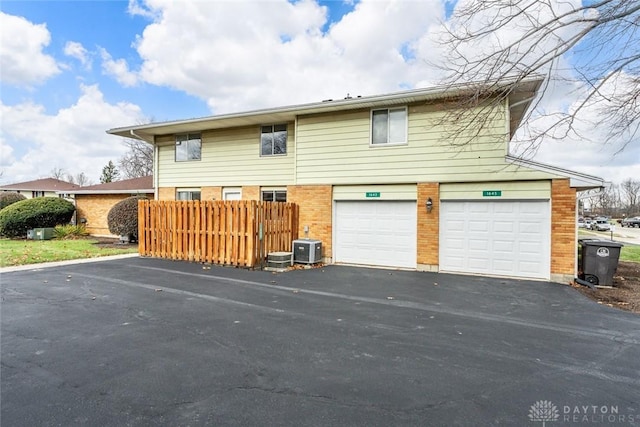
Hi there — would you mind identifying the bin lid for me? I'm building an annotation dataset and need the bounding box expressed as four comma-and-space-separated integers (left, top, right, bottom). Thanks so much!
580, 239, 623, 248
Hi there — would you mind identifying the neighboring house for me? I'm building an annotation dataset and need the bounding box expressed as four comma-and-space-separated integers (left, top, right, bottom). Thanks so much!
61, 176, 154, 237
108, 77, 603, 283
0, 178, 79, 199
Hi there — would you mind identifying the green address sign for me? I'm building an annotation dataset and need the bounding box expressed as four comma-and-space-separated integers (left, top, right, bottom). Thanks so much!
482, 190, 502, 197
366, 192, 381, 198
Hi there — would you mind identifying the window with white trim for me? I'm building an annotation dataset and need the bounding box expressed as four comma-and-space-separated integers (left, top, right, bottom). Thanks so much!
175, 133, 201, 161
371, 107, 407, 145
176, 190, 201, 200
260, 124, 287, 156
261, 190, 287, 202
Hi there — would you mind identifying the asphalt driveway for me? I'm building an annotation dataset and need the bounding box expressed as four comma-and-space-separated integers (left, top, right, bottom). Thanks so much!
2, 257, 639, 426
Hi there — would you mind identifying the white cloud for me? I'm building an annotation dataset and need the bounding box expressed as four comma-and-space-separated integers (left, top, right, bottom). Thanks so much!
0, 85, 146, 184
115, 0, 445, 113
0, 12, 61, 86
64, 41, 91, 69
99, 48, 139, 87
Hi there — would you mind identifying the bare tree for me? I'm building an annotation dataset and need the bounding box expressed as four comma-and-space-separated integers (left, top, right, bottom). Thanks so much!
65, 172, 92, 186
439, 0, 639, 155
594, 183, 620, 216
50, 167, 67, 180
620, 178, 640, 214
118, 138, 153, 179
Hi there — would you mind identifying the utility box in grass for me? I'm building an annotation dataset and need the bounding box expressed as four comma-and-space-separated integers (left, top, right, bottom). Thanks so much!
32, 227, 55, 240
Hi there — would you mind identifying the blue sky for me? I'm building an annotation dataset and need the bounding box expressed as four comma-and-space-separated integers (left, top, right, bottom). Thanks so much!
1, 0, 637, 186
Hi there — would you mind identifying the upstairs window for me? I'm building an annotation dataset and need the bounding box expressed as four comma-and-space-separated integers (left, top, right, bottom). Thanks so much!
261, 124, 287, 156
175, 133, 201, 161
371, 107, 407, 145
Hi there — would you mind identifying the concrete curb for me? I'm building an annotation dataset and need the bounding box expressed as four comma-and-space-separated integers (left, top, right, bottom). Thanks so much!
0, 253, 140, 273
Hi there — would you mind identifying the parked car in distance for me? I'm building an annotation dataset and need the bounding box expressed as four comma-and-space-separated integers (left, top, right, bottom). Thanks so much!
591, 218, 611, 232
621, 217, 640, 228
577, 218, 586, 228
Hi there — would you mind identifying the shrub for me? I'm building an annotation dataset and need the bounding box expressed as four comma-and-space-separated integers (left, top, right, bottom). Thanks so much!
107, 196, 146, 240
0, 192, 27, 210
54, 224, 89, 239
0, 197, 75, 238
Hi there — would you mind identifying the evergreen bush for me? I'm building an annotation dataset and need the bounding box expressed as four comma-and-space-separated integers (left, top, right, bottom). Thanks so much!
0, 197, 75, 238
0, 192, 27, 210
107, 196, 146, 240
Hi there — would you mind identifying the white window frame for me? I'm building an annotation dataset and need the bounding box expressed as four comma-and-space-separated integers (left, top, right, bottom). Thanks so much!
260, 124, 288, 157
261, 188, 287, 202
175, 133, 202, 162
176, 189, 201, 200
223, 188, 242, 200
370, 107, 408, 146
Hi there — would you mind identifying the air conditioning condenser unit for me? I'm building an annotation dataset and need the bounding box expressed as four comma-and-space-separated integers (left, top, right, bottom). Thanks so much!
292, 239, 322, 264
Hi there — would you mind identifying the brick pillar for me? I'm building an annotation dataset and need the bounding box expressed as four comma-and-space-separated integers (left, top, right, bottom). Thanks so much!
202, 186, 222, 201
417, 183, 439, 271
551, 179, 577, 283
158, 187, 175, 200
287, 185, 333, 261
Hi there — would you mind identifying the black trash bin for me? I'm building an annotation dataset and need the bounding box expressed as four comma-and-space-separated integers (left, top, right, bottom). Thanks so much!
579, 239, 624, 286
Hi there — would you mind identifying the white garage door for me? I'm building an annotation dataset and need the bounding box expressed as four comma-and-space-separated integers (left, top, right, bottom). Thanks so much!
335, 201, 417, 269
439, 201, 550, 279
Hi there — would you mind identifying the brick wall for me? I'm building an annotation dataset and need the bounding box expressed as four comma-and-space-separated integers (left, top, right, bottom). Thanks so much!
417, 183, 439, 270
287, 185, 333, 260
76, 193, 153, 237
242, 186, 260, 201
202, 186, 222, 201
551, 179, 577, 282
158, 187, 175, 200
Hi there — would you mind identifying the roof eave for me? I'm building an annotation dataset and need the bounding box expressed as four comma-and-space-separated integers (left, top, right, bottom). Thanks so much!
59, 189, 154, 195
506, 155, 605, 190
107, 76, 545, 140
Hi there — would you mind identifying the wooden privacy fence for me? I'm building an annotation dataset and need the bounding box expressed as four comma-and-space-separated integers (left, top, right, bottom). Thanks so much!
138, 200, 298, 268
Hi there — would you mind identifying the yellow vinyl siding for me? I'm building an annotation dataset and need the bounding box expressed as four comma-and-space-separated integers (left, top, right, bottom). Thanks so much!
295, 103, 558, 185
156, 124, 295, 187
440, 181, 551, 200
333, 184, 417, 201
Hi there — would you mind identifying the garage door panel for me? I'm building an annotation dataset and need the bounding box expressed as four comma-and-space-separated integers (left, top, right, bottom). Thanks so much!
335, 201, 417, 269
494, 221, 514, 232
440, 201, 550, 279
494, 240, 514, 252
469, 204, 491, 214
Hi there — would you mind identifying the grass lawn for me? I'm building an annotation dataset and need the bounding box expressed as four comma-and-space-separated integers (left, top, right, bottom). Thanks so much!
0, 238, 138, 267
621, 245, 640, 263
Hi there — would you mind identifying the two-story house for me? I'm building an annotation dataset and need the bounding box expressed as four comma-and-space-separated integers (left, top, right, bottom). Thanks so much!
108, 77, 603, 283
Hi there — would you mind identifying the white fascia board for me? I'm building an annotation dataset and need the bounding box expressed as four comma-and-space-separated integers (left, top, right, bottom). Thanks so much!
505, 155, 604, 189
